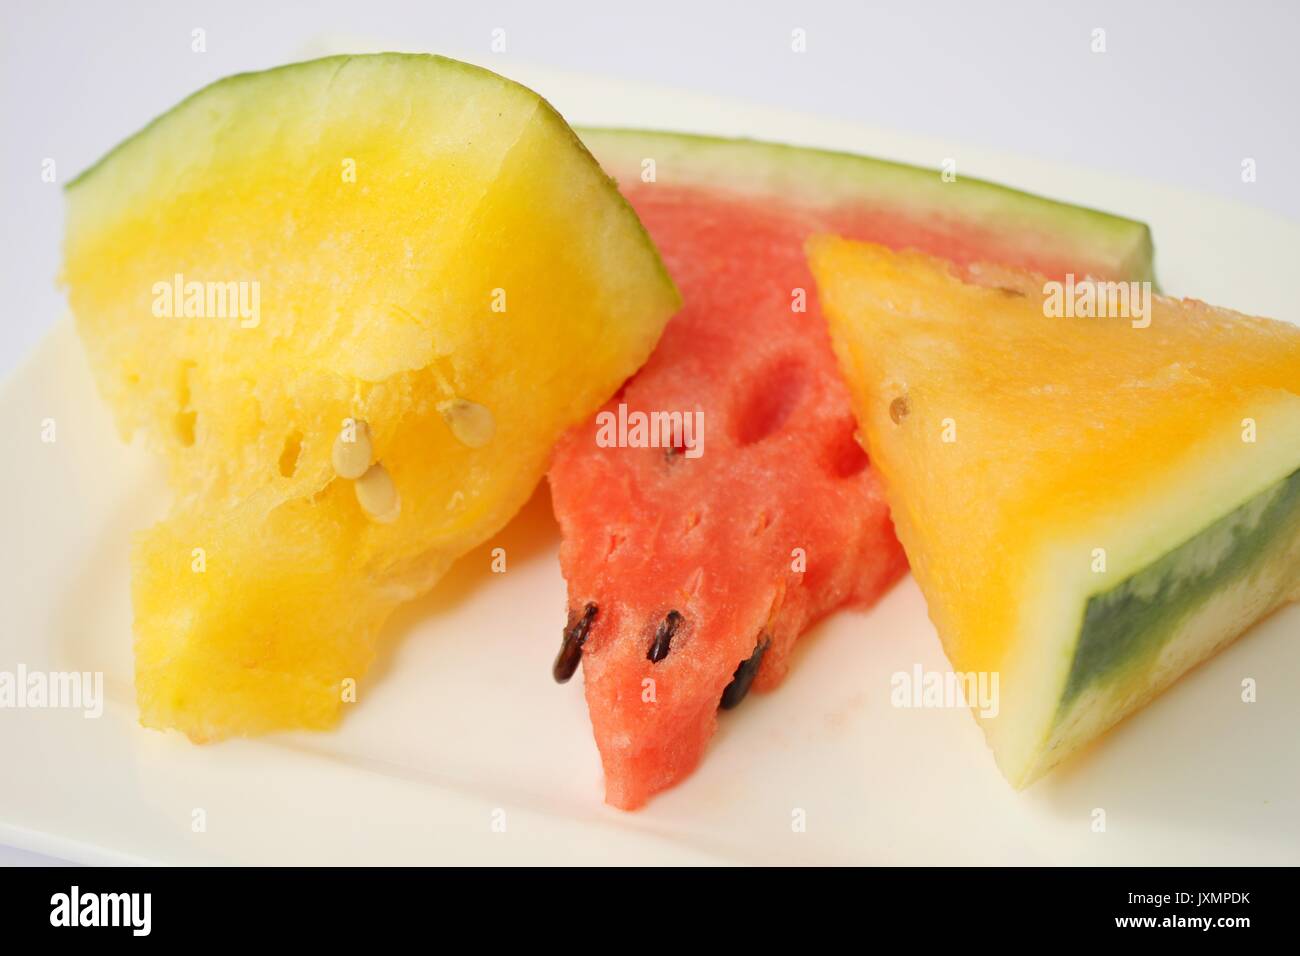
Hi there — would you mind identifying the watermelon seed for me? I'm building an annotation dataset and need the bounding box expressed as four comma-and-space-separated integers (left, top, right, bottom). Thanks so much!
889, 395, 910, 424
332, 418, 372, 479
439, 398, 496, 449
646, 610, 684, 663
355, 462, 400, 523
720, 635, 771, 710
553, 602, 598, 683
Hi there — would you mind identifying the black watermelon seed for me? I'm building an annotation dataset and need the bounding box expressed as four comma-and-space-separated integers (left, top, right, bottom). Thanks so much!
720, 635, 771, 710
553, 602, 598, 683
646, 610, 684, 663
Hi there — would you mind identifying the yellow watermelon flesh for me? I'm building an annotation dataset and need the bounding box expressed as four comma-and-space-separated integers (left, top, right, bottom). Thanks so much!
62, 54, 679, 740
810, 238, 1300, 786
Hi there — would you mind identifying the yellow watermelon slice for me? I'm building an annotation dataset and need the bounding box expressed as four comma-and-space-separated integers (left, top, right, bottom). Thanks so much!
62, 55, 679, 740
810, 238, 1300, 787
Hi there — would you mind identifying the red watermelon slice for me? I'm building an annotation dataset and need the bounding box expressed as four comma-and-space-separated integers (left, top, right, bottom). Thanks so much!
548, 130, 1157, 809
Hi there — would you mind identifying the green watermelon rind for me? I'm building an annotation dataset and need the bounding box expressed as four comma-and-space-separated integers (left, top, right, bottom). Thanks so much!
578, 127, 1157, 286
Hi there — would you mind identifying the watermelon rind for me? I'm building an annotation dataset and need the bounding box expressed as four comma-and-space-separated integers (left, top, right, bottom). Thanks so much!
580, 127, 1156, 286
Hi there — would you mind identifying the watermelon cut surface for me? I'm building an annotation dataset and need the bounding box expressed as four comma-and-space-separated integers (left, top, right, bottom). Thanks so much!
548, 130, 1157, 809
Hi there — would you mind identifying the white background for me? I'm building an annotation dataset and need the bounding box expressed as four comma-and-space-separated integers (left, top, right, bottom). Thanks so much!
2, 0, 1297, 865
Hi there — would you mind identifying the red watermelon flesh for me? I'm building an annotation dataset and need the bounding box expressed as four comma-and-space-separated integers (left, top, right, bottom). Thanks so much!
548, 131, 1158, 810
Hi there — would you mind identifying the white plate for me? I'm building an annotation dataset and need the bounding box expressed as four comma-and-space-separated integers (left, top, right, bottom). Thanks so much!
3, 60, 1299, 866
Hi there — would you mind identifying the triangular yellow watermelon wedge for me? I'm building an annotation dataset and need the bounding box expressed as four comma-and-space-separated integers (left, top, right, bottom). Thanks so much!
809, 237, 1300, 786
63, 54, 679, 740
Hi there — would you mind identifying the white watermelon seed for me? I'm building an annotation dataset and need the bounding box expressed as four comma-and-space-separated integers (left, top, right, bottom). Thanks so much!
440, 398, 496, 449
332, 419, 373, 479
355, 462, 400, 523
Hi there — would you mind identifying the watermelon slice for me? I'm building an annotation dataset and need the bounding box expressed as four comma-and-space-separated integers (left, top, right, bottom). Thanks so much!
810, 238, 1300, 787
548, 130, 1157, 809
62, 56, 679, 741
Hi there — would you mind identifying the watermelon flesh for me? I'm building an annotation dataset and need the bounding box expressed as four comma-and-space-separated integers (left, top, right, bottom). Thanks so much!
549, 131, 1157, 809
